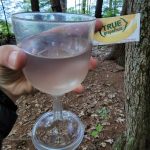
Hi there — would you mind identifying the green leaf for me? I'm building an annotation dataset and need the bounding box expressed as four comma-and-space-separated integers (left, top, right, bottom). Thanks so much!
91, 130, 98, 138
96, 124, 103, 132
97, 107, 110, 119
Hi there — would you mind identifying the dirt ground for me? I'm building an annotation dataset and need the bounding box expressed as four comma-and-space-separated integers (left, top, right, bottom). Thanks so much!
3, 46, 125, 150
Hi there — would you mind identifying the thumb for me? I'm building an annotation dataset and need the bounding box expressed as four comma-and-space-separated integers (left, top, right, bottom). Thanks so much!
0, 45, 26, 70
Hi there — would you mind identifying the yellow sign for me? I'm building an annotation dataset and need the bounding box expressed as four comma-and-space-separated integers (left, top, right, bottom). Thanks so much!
93, 13, 140, 45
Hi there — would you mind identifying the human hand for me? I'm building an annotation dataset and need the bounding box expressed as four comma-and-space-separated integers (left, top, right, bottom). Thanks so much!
0, 20, 102, 100
0, 45, 32, 101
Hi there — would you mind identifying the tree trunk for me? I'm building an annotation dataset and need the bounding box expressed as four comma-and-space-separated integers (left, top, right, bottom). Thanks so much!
86, 0, 89, 14
109, 0, 112, 10
75, 0, 77, 12
95, 0, 103, 18
79, 0, 81, 13
113, 0, 150, 149
114, 0, 117, 13
105, 44, 125, 67
105, 0, 128, 67
82, 0, 86, 14
50, 0, 62, 12
125, 0, 150, 149
89, 0, 92, 14
30, 0, 40, 12
60, 0, 67, 12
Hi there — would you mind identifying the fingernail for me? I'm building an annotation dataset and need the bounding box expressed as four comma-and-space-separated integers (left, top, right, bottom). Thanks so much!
8, 51, 19, 69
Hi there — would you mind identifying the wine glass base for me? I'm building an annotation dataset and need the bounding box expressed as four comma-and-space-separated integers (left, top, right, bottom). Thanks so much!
32, 111, 85, 150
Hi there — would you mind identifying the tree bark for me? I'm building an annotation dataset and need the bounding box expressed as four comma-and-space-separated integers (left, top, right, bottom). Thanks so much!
124, 0, 150, 149
113, 0, 150, 149
30, 0, 40, 12
95, 0, 103, 18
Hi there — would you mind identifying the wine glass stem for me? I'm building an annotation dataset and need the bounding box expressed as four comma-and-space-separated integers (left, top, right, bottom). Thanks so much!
53, 96, 63, 121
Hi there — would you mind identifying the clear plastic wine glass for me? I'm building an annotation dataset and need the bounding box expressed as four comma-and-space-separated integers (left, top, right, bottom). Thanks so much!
12, 12, 95, 150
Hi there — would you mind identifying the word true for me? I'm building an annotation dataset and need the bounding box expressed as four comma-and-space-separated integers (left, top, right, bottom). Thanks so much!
100, 18, 128, 37
103, 20, 122, 31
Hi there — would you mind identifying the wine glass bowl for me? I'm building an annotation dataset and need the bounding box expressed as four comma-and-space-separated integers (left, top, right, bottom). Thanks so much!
12, 12, 95, 150
19, 34, 91, 95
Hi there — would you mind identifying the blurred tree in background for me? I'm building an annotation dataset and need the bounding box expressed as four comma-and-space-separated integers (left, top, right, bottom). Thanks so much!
95, 0, 103, 18
31, 0, 39, 11
103, 0, 123, 17
50, 0, 62, 12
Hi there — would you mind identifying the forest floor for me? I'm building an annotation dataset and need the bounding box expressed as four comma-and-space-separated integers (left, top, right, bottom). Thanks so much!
3, 46, 125, 150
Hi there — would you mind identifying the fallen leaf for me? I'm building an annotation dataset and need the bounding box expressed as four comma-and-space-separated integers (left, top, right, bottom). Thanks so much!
9, 129, 17, 136
105, 139, 114, 144
116, 117, 125, 123
103, 98, 112, 105
102, 122, 110, 126
81, 146, 88, 150
79, 110, 84, 117
27, 131, 32, 137
90, 100, 97, 108
100, 142, 106, 147
91, 113, 98, 117
99, 92, 106, 97
108, 93, 116, 99
119, 114, 125, 117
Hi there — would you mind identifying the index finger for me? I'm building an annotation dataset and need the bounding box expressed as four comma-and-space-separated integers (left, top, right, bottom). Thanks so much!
95, 19, 103, 32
